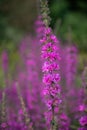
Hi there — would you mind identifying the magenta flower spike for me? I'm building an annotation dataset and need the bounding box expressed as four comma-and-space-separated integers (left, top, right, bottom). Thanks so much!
40, 26, 61, 129
78, 66, 87, 130
40, 0, 62, 129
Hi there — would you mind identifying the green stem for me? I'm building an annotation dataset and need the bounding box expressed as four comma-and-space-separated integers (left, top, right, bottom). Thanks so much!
51, 106, 55, 130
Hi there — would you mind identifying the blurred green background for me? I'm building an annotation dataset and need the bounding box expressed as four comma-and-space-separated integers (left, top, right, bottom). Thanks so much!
0, 0, 87, 55
49, 0, 87, 52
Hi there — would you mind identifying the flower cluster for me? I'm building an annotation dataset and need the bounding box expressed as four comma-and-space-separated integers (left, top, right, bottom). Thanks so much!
41, 27, 61, 129
82, 66, 87, 88
35, 16, 45, 39
58, 113, 70, 130
79, 116, 87, 126
65, 45, 78, 87
78, 66, 87, 130
78, 115, 87, 130
79, 104, 87, 112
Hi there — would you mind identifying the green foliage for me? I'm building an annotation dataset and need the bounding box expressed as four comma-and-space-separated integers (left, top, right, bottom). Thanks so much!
49, 0, 87, 52
49, 0, 68, 27
55, 13, 87, 52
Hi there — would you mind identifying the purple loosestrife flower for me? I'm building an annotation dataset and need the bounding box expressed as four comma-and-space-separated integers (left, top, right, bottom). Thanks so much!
16, 83, 33, 130
82, 66, 87, 89
78, 67, 87, 130
42, 62, 59, 72
40, 0, 61, 129
64, 44, 79, 116
19, 34, 46, 130
65, 45, 78, 87
1, 122, 7, 128
58, 113, 70, 130
0, 91, 8, 129
43, 73, 60, 85
21, 47, 46, 130
79, 116, 87, 126
40, 2, 61, 128
79, 104, 86, 112
35, 15, 45, 39
41, 26, 61, 129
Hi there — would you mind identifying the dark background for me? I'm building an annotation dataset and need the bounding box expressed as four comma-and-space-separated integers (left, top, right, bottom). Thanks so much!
0, 0, 87, 52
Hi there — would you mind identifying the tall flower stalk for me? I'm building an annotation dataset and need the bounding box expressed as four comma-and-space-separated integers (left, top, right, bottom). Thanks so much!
16, 83, 33, 130
65, 44, 78, 116
40, 0, 61, 129
78, 66, 87, 130
1, 91, 8, 130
